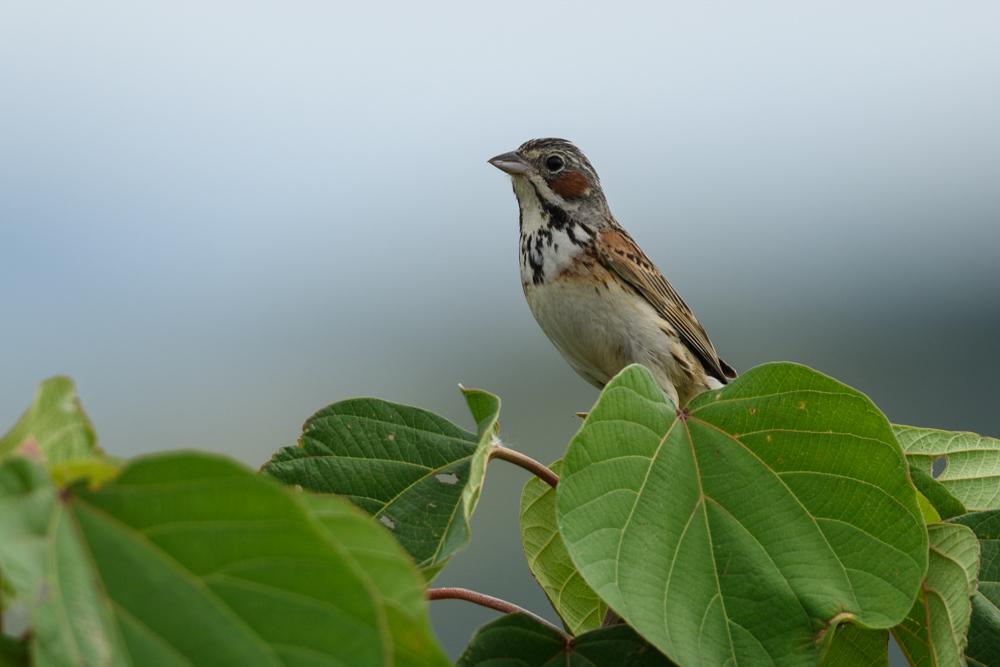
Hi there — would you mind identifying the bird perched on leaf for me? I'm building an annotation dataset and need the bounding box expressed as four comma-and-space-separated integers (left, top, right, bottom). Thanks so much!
489, 138, 736, 408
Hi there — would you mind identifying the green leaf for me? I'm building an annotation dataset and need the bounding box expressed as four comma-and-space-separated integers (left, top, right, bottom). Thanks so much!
0, 451, 448, 666
916, 490, 942, 524
0, 378, 120, 486
557, 363, 928, 667
909, 467, 967, 521
456, 612, 678, 666
892, 522, 979, 667
949, 510, 1000, 667
262, 387, 500, 577
300, 493, 451, 667
0, 457, 128, 666
0, 377, 95, 462
896, 425, 1000, 511
0, 635, 28, 667
520, 459, 607, 635
818, 623, 888, 667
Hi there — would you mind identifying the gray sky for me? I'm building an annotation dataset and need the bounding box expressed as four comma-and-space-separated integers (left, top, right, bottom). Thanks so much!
2, 2, 998, 660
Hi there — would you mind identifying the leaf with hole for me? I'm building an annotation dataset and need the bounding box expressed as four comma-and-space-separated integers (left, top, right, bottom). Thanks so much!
557, 363, 928, 667
891, 522, 979, 667
261, 387, 499, 578
897, 425, 1000, 512
520, 459, 607, 635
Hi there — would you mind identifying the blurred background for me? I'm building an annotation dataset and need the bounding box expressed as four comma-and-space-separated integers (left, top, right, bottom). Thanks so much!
2, 1, 998, 662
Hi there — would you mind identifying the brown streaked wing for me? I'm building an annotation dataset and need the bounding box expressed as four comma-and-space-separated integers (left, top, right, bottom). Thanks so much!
596, 227, 735, 383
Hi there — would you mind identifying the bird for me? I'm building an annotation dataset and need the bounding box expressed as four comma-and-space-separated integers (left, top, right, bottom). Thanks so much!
488, 138, 736, 408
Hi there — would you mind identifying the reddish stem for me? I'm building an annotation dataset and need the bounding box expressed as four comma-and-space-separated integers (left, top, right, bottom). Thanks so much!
427, 587, 565, 635
489, 446, 559, 488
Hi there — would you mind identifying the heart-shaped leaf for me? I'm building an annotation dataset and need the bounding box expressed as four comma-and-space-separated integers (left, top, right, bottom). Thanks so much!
520, 459, 607, 634
558, 363, 928, 667
456, 612, 678, 666
897, 426, 1000, 511
892, 522, 979, 667
262, 387, 500, 578
948, 510, 1000, 667
0, 452, 448, 666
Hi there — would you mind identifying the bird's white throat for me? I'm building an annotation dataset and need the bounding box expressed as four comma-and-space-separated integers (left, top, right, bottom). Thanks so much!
512, 176, 593, 285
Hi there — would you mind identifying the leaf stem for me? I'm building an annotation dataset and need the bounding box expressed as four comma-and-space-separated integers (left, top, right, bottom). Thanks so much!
489, 445, 558, 488
427, 587, 565, 635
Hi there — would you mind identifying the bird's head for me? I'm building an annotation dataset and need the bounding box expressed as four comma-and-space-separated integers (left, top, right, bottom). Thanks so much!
489, 138, 610, 221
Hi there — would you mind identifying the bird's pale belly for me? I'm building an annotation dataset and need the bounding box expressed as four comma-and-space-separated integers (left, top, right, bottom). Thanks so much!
523, 272, 704, 406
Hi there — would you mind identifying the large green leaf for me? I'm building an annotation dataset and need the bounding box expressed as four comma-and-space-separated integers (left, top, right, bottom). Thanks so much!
520, 459, 607, 635
300, 494, 450, 667
0, 377, 119, 486
949, 510, 1000, 667
892, 522, 979, 667
262, 388, 499, 578
0, 452, 447, 666
558, 363, 928, 667
897, 426, 1000, 511
456, 612, 678, 666
818, 624, 888, 667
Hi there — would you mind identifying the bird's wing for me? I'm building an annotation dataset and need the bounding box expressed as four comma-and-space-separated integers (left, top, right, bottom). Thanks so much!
596, 227, 737, 383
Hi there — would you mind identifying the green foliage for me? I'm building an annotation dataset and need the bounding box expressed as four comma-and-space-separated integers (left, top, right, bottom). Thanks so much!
818, 623, 888, 667
897, 425, 1000, 511
0, 379, 447, 666
0, 635, 28, 667
949, 510, 1000, 666
520, 459, 607, 634
456, 613, 676, 666
892, 522, 979, 666
262, 388, 499, 579
0, 452, 448, 666
0, 376, 120, 487
557, 363, 927, 666
0, 377, 96, 462
0, 457, 124, 665
909, 467, 967, 521
3, 363, 999, 666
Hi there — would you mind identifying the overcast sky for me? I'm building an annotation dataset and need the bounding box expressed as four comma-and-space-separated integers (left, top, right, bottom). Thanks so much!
2, 2, 998, 659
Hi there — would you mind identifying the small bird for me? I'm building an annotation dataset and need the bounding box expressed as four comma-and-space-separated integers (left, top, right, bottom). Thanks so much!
489, 138, 736, 407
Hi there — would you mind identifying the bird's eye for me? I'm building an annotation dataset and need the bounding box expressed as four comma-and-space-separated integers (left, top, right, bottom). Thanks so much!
546, 155, 564, 172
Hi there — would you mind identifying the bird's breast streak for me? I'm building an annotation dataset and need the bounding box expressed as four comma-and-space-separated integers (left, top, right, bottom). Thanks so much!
518, 224, 591, 285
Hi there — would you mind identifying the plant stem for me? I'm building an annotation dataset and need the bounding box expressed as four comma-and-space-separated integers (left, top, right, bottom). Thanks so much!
489, 445, 558, 488
427, 587, 565, 635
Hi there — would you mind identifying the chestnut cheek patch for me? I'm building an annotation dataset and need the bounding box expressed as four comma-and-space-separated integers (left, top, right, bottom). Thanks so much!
551, 171, 589, 199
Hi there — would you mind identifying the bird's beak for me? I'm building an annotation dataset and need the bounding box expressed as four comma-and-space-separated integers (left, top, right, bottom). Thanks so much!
488, 151, 538, 175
